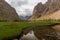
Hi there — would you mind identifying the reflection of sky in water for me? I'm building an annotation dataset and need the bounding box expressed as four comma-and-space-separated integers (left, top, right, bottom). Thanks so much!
20, 31, 38, 40
5, 0, 47, 16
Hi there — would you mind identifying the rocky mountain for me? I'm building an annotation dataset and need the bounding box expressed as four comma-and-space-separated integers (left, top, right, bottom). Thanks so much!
30, 0, 60, 20
0, 0, 19, 21
37, 10, 60, 20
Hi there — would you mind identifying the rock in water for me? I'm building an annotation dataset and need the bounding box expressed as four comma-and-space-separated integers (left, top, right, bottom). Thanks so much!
0, 0, 19, 21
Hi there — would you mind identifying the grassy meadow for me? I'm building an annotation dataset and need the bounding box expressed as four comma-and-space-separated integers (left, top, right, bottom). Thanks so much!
0, 20, 60, 40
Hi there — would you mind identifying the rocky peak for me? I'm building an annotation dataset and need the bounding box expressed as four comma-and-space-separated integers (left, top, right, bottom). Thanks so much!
31, 2, 46, 19
0, 0, 19, 21
30, 0, 60, 20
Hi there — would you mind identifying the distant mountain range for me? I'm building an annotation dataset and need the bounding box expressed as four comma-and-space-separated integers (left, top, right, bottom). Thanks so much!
20, 15, 31, 20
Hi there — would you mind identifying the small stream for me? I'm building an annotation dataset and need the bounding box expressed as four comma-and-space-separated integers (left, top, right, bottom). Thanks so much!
3, 29, 60, 40
20, 31, 60, 40
19, 26, 60, 40
3, 23, 60, 40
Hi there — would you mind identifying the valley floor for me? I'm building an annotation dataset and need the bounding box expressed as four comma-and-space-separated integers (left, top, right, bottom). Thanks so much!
0, 20, 60, 40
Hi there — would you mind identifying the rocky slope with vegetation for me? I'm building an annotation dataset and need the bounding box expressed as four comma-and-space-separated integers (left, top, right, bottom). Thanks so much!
0, 0, 19, 21
30, 0, 60, 20
37, 10, 60, 20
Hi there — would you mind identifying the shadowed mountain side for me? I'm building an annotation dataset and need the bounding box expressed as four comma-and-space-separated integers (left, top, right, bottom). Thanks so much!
0, 0, 20, 21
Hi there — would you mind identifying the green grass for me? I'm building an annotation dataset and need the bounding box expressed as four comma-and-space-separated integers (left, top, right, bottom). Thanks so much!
0, 21, 59, 40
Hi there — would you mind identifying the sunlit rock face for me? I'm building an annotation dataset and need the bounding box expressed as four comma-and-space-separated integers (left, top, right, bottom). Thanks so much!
0, 0, 19, 21
30, 0, 60, 20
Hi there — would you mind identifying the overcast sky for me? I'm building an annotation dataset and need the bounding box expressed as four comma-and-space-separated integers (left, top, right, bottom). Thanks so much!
5, 0, 47, 16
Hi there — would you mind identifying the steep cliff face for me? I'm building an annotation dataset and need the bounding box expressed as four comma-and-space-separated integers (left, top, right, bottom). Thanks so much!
30, 0, 60, 20
0, 0, 19, 21
31, 2, 46, 19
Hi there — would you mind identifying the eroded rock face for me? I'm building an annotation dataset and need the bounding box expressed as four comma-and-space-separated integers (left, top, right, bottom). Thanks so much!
31, 2, 46, 19
30, 0, 60, 20
0, 0, 19, 21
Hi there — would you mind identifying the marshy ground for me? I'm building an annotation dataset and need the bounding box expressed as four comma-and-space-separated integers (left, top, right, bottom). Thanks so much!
0, 20, 60, 40
20, 23, 60, 40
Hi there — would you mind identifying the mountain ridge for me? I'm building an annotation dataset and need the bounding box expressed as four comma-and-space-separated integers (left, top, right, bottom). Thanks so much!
0, 0, 19, 21
30, 0, 60, 20
37, 10, 60, 20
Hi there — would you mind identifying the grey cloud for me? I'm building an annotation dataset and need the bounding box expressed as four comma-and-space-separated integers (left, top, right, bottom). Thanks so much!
9, 0, 28, 7
17, 0, 28, 6
5, 0, 47, 17
5, 0, 28, 8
